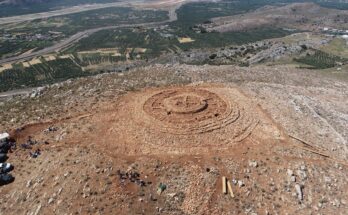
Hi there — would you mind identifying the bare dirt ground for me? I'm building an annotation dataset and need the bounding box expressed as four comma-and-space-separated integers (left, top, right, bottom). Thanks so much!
203, 3, 348, 33
0, 64, 347, 214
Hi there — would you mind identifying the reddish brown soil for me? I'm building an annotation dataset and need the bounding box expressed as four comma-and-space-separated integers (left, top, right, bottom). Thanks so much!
1, 74, 347, 214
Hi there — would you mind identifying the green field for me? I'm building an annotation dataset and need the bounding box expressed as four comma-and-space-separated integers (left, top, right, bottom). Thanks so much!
67, 27, 290, 57
67, 0, 293, 56
0, 40, 53, 58
320, 38, 348, 59
0, 58, 88, 91
0, 7, 168, 58
23, 7, 168, 35
294, 49, 347, 69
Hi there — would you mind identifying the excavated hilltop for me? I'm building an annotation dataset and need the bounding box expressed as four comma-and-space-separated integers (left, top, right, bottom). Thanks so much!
0, 64, 347, 214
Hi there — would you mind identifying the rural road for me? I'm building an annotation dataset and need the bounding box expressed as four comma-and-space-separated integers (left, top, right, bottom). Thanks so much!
0, 87, 36, 100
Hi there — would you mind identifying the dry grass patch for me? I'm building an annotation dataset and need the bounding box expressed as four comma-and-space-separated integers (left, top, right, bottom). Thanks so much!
178, 37, 195, 43
0, 64, 13, 72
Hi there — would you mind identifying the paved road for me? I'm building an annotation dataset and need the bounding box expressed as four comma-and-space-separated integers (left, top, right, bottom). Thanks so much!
0, 87, 35, 99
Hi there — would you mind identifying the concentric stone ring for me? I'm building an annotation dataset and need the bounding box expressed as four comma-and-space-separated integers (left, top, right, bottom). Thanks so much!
143, 88, 241, 134
100, 86, 262, 154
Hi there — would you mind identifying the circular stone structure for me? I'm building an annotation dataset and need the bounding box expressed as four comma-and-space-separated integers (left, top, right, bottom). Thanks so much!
94, 85, 268, 155
143, 88, 240, 135
163, 93, 207, 114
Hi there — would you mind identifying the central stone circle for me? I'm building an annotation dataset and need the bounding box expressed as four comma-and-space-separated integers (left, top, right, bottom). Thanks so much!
163, 94, 208, 114
143, 88, 241, 134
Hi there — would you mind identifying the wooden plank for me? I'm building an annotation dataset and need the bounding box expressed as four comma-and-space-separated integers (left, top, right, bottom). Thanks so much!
227, 180, 235, 198
222, 176, 227, 194
289, 135, 348, 167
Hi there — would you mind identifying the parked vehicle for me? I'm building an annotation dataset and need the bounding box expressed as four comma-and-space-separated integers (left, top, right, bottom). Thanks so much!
0, 133, 10, 153
0, 133, 9, 144
0, 153, 8, 162
0, 133, 16, 153
0, 173, 15, 186
0, 163, 14, 174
